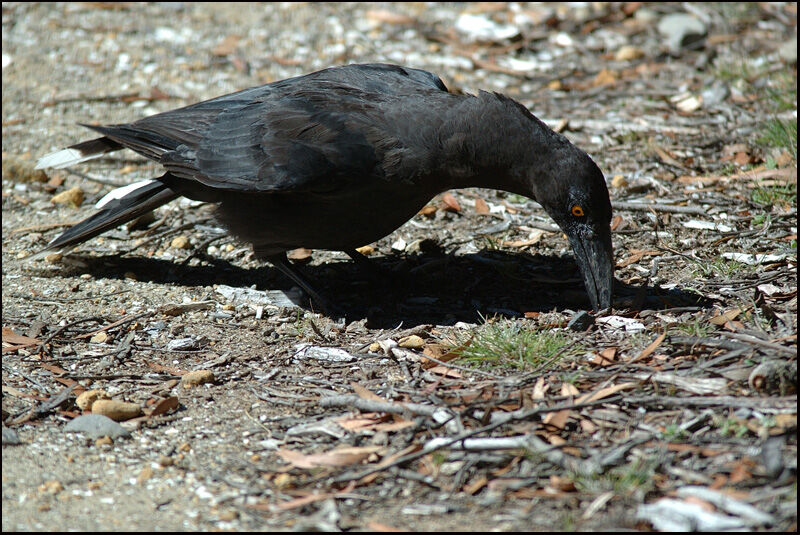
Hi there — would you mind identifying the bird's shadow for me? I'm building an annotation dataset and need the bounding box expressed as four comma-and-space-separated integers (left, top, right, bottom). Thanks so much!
35, 248, 710, 328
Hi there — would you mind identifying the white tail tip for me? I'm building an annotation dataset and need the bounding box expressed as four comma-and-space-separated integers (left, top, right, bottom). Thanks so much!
95, 179, 156, 209
36, 148, 96, 170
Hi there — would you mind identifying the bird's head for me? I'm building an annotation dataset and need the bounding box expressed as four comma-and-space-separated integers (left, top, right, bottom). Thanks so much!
523, 145, 614, 311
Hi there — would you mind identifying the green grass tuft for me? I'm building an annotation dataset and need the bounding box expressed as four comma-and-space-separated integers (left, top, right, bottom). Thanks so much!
454, 319, 572, 370
757, 118, 797, 158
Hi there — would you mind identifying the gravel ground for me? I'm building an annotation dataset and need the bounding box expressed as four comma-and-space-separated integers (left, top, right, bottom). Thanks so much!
3, 3, 796, 531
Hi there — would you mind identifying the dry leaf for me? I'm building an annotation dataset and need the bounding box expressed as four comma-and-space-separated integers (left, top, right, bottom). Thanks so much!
632, 332, 666, 363
421, 342, 463, 369
474, 197, 490, 214
287, 247, 312, 261
543, 408, 571, 430
359, 445, 420, 485
576, 382, 637, 404
463, 475, 489, 495
364, 9, 416, 24
531, 376, 548, 399
366, 521, 406, 533
428, 365, 462, 378
148, 396, 179, 417
549, 474, 576, 492
561, 383, 580, 396
418, 204, 437, 217
709, 308, 742, 326
441, 192, 461, 212
277, 446, 383, 469
729, 463, 751, 483
212, 34, 241, 56
372, 420, 416, 432
336, 415, 385, 431
2, 327, 41, 346
277, 492, 336, 510
592, 68, 617, 87
590, 347, 617, 366
351, 382, 386, 402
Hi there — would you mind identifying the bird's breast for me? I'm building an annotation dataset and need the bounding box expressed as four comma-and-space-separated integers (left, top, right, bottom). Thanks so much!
215, 179, 438, 256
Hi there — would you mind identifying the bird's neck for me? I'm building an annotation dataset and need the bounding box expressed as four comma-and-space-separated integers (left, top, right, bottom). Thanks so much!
436, 92, 567, 199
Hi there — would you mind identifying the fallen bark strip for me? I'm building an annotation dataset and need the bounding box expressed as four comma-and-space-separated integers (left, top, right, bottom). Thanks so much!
624, 395, 797, 412
330, 395, 625, 484
320, 394, 440, 417
669, 336, 747, 352
611, 201, 708, 215
721, 332, 797, 357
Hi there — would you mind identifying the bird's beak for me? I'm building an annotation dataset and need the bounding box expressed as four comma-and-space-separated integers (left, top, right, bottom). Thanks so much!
568, 229, 614, 311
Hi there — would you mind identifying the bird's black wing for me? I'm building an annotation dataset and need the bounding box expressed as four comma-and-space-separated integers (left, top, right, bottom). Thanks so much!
85, 64, 448, 194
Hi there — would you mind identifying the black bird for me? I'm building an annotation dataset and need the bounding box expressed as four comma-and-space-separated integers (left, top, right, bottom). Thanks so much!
36, 63, 613, 310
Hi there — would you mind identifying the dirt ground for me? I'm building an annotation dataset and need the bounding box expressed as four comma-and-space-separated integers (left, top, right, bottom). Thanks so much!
2, 3, 796, 531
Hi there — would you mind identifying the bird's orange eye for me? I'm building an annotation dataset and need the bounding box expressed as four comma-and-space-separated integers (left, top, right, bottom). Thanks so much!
571, 205, 585, 217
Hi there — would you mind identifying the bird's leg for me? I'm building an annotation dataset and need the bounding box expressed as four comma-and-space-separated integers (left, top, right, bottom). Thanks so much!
265, 253, 342, 317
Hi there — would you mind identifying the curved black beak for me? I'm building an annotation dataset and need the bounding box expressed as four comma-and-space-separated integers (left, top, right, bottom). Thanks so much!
568, 229, 614, 311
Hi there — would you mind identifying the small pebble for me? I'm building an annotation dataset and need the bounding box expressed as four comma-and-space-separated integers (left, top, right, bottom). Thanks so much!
170, 235, 190, 249
51, 186, 84, 207
567, 310, 595, 331
615, 45, 644, 61
89, 332, 109, 344
64, 414, 131, 439
398, 334, 425, 349
181, 369, 215, 388
76, 389, 111, 411
91, 399, 142, 421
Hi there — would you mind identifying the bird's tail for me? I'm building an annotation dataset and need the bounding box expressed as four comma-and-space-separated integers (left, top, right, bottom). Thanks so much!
39, 176, 179, 255
35, 136, 123, 170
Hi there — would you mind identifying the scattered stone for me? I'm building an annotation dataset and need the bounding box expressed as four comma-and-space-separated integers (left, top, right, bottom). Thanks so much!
38, 480, 64, 495
596, 315, 646, 333
95, 436, 113, 447
167, 336, 208, 351
64, 414, 131, 439
670, 92, 703, 112
44, 252, 62, 264
293, 343, 356, 362
567, 311, 594, 331
356, 245, 374, 255
398, 334, 425, 349
90, 399, 142, 421
215, 284, 303, 308
778, 40, 797, 64
218, 510, 239, 522
657, 13, 707, 53
51, 186, 84, 207
721, 252, 790, 265
391, 237, 407, 252
610, 174, 627, 188
76, 389, 111, 412
170, 235, 190, 249
455, 13, 518, 42
89, 331, 109, 344
2, 426, 24, 445
137, 466, 154, 484
701, 82, 730, 106
683, 220, 733, 233
181, 369, 215, 388
614, 45, 644, 61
